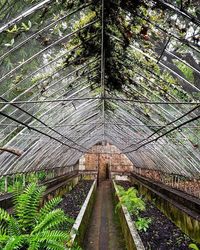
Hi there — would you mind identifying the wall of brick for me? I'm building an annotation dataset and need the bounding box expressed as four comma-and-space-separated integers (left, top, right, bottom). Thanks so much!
79, 143, 133, 177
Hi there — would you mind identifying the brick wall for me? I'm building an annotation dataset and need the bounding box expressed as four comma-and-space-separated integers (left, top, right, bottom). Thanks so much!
79, 144, 133, 176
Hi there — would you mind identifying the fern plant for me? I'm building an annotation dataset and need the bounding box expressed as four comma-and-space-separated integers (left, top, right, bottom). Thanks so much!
0, 183, 76, 250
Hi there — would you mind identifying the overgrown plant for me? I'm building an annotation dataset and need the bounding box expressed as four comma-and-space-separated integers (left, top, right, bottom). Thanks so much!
135, 217, 152, 232
116, 185, 145, 215
0, 183, 77, 250
116, 185, 152, 233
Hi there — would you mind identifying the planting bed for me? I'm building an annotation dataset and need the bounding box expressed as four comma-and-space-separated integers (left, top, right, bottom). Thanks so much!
116, 181, 200, 250
58, 179, 93, 219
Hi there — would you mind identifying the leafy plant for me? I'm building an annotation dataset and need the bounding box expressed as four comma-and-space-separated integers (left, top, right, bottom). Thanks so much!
37, 171, 47, 182
135, 217, 152, 232
0, 183, 76, 250
116, 185, 145, 215
189, 243, 200, 250
4, 38, 15, 47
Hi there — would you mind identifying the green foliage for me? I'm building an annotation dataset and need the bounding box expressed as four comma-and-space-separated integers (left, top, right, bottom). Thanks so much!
116, 185, 145, 215
135, 217, 152, 232
189, 243, 200, 250
174, 60, 194, 82
116, 185, 152, 234
37, 171, 47, 182
0, 183, 76, 250
0, 171, 48, 195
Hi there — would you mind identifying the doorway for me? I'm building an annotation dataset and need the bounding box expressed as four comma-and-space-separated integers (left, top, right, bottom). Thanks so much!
98, 162, 110, 182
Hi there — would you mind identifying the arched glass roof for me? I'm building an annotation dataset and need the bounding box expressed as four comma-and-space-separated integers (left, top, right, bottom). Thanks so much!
0, 0, 199, 177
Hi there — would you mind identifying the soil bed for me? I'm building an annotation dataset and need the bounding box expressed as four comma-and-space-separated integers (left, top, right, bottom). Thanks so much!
58, 179, 93, 219
116, 181, 200, 250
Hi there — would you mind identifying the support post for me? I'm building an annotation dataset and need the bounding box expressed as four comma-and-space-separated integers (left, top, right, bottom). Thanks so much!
5, 176, 8, 193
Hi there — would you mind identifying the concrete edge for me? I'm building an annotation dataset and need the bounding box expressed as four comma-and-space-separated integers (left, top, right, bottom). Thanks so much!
70, 179, 97, 245
113, 180, 145, 250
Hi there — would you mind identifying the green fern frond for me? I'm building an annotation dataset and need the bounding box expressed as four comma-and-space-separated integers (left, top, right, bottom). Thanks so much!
45, 240, 67, 250
15, 184, 46, 231
8, 217, 21, 236
27, 240, 40, 250
12, 182, 24, 207
0, 208, 11, 235
0, 234, 10, 243
32, 230, 71, 242
0, 183, 79, 249
3, 236, 23, 250
0, 208, 10, 223
38, 197, 62, 222
32, 209, 67, 233
0, 228, 7, 236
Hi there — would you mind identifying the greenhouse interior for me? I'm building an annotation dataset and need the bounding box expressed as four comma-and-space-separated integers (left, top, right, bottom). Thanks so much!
0, 0, 200, 249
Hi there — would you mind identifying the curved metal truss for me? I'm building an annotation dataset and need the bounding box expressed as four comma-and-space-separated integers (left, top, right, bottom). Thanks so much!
0, 0, 200, 177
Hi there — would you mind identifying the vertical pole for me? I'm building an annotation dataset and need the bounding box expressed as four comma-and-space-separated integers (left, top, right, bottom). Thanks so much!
5, 176, 8, 193
12, 174, 15, 189
177, 176, 180, 190
101, 0, 105, 143
97, 153, 100, 186
109, 146, 112, 179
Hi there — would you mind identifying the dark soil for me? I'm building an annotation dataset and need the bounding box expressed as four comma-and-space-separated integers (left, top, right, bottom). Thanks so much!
116, 181, 200, 250
58, 180, 93, 219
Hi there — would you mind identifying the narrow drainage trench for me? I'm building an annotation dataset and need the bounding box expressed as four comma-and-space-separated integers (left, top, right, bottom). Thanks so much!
83, 180, 126, 250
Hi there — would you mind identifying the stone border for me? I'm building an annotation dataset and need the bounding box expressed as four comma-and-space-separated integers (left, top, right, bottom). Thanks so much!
113, 180, 145, 250
70, 179, 97, 246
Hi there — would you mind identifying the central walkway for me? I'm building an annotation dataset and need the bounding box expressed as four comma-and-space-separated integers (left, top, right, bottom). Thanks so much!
83, 180, 126, 250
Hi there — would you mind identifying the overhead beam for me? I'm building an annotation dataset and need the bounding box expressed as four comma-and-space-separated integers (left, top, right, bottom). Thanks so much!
0, 110, 87, 153
0, 97, 199, 105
